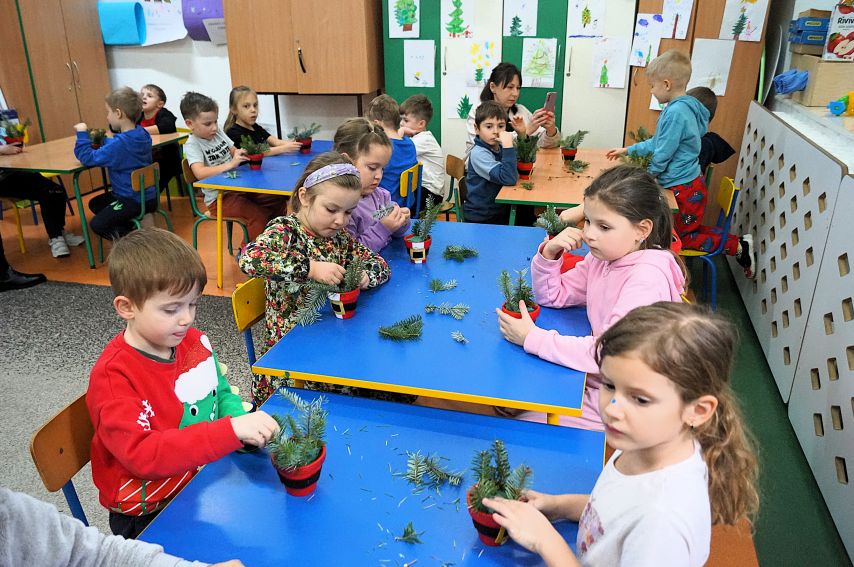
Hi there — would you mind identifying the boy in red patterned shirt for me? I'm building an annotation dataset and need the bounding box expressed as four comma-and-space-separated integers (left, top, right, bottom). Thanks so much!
87, 228, 279, 539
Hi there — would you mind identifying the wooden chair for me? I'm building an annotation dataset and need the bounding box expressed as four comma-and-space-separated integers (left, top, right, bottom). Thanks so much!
444, 155, 466, 222
29, 394, 94, 525
399, 162, 423, 216
679, 177, 740, 311
0, 198, 27, 253
181, 159, 249, 255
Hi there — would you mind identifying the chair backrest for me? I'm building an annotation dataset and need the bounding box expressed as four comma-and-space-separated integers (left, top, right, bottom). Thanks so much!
446, 154, 465, 182
232, 277, 266, 366
30, 394, 94, 525
176, 126, 191, 146
181, 158, 198, 185
399, 162, 422, 199
710, 176, 740, 256
131, 163, 160, 193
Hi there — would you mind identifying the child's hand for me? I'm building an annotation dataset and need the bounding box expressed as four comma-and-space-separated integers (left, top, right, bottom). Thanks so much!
73, 123, 88, 133
274, 140, 302, 154
496, 300, 537, 346
309, 260, 345, 286
522, 490, 561, 521
559, 205, 584, 227
499, 131, 515, 148
481, 496, 567, 556
229, 148, 249, 169
510, 115, 527, 135
542, 227, 583, 260
359, 271, 370, 289
380, 204, 407, 231
606, 147, 627, 160
0, 144, 22, 155
399, 125, 418, 137
230, 411, 279, 448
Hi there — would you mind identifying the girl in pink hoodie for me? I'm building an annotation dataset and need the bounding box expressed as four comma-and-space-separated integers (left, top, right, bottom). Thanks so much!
497, 165, 687, 430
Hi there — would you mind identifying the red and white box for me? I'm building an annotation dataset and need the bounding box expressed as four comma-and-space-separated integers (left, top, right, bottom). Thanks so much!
824, 2, 854, 61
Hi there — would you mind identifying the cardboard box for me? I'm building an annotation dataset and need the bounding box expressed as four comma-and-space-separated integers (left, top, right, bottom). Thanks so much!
790, 53, 854, 106
800, 8, 832, 18
823, 3, 854, 61
790, 29, 828, 44
791, 42, 825, 55
791, 12, 830, 33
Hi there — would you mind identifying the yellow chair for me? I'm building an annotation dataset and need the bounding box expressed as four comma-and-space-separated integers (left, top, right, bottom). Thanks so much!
444, 154, 466, 222
232, 277, 267, 367
0, 198, 27, 253
30, 394, 94, 526
679, 176, 740, 311
399, 162, 423, 215
181, 158, 249, 255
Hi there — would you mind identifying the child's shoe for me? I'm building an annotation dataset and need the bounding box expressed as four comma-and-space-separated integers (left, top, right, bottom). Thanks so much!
48, 236, 70, 258
736, 234, 756, 279
63, 231, 85, 247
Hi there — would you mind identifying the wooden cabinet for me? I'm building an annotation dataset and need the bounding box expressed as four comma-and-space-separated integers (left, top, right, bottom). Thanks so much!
224, 0, 383, 94
0, 0, 112, 193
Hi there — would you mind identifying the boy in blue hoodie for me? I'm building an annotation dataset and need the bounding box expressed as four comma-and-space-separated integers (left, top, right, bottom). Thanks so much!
464, 101, 518, 224
607, 50, 754, 278
74, 86, 154, 240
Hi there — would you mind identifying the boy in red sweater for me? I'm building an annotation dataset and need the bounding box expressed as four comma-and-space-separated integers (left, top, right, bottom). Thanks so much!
87, 228, 279, 539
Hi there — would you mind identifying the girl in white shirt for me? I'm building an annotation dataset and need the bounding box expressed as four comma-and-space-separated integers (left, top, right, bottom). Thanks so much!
465, 62, 561, 159
484, 302, 759, 567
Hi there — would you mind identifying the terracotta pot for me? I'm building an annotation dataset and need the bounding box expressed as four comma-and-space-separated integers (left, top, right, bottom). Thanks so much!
517, 161, 534, 181
247, 154, 264, 171
328, 287, 360, 319
4, 136, 24, 145
296, 137, 312, 154
501, 302, 540, 322
403, 23, 413, 31
467, 487, 509, 546
561, 148, 578, 161
272, 443, 326, 496
403, 234, 432, 264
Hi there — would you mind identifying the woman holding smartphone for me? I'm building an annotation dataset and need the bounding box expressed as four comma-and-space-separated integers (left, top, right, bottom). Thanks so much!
464, 62, 561, 159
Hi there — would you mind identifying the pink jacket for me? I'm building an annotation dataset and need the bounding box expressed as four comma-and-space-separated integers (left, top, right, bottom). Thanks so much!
523, 248, 686, 378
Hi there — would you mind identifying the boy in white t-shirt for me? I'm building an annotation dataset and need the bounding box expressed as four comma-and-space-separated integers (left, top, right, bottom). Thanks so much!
399, 94, 446, 213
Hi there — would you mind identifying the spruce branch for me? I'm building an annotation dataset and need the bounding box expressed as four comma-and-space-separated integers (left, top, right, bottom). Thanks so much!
424, 302, 469, 320
378, 315, 423, 341
451, 331, 468, 344
565, 159, 590, 174
404, 452, 464, 489
372, 204, 396, 220
269, 391, 327, 470
535, 206, 572, 237
443, 245, 478, 261
468, 439, 531, 513
429, 278, 458, 293
395, 522, 424, 544
411, 194, 442, 241
497, 269, 535, 312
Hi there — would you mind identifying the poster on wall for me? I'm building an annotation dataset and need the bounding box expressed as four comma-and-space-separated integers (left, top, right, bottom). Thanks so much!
404, 40, 435, 88
662, 0, 693, 40
445, 74, 482, 119
567, 0, 604, 38
98, 0, 186, 46
466, 40, 497, 86
182, 0, 222, 41
503, 0, 537, 37
442, 0, 474, 38
719, 0, 768, 42
629, 13, 665, 67
521, 37, 557, 88
389, 0, 420, 38
687, 38, 735, 96
591, 37, 630, 89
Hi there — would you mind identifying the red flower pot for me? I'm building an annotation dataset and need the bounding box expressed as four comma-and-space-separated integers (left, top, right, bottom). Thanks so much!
517, 161, 534, 181
561, 148, 578, 161
403, 234, 432, 263
247, 153, 264, 170
467, 487, 509, 546
272, 444, 326, 496
403, 23, 413, 31
296, 137, 312, 154
545, 235, 583, 273
501, 302, 540, 322
4, 136, 24, 145
328, 288, 360, 319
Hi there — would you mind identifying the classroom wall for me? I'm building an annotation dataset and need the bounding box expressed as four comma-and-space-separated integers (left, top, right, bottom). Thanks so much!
105, 37, 366, 139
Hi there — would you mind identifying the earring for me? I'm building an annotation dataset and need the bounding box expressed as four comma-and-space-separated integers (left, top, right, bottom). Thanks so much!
610, 398, 617, 404
688, 421, 694, 431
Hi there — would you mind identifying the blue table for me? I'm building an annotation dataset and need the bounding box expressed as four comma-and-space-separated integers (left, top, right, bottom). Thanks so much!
253, 222, 591, 424
196, 140, 333, 287
140, 390, 605, 565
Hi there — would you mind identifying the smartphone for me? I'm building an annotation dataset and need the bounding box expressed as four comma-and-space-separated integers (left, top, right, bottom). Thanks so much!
543, 91, 557, 114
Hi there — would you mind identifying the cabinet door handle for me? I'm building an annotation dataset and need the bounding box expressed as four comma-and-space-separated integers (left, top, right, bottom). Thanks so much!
72, 61, 81, 88
297, 47, 307, 73
65, 62, 74, 91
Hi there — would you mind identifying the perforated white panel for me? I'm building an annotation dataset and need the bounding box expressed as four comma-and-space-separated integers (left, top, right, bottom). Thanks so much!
788, 175, 854, 560
728, 102, 845, 401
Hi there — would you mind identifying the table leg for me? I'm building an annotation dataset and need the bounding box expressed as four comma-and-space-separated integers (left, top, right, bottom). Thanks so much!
508, 205, 517, 226
547, 413, 559, 425
73, 171, 95, 268
217, 191, 223, 289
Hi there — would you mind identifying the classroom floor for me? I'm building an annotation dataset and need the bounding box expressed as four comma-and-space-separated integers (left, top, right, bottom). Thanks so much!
0, 196, 851, 565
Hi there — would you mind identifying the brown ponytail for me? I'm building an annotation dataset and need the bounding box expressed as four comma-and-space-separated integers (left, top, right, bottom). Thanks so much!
333, 117, 390, 159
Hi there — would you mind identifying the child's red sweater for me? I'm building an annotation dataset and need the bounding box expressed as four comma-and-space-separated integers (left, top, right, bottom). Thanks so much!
87, 328, 244, 515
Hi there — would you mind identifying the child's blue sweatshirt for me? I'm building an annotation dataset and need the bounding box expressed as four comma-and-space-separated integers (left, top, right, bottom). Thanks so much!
74, 126, 155, 201
627, 95, 709, 188
464, 136, 518, 222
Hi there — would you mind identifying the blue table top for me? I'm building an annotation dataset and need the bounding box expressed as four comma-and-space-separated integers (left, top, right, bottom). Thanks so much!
254, 222, 592, 415
140, 390, 605, 566
195, 140, 334, 194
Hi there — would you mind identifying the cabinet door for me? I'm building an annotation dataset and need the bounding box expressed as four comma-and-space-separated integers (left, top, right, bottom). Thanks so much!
224, 0, 298, 92
61, 0, 112, 128
291, 0, 382, 93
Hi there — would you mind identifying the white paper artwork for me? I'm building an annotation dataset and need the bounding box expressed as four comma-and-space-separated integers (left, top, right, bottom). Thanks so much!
521, 37, 557, 88
404, 40, 436, 88
719, 0, 768, 42
662, 0, 694, 40
591, 37, 630, 89
567, 0, 605, 38
466, 40, 497, 87
446, 74, 482, 119
503, 0, 538, 37
442, 0, 475, 39
389, 0, 421, 38
687, 38, 735, 96
630, 13, 665, 67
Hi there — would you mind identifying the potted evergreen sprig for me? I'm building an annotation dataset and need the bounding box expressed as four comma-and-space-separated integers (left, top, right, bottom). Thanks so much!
88, 128, 107, 149
560, 129, 588, 161
287, 123, 322, 154
268, 390, 328, 496
1, 118, 30, 145
240, 135, 270, 170
404, 194, 442, 263
514, 134, 539, 181
498, 268, 540, 322
536, 206, 584, 273
466, 440, 532, 546
292, 258, 365, 323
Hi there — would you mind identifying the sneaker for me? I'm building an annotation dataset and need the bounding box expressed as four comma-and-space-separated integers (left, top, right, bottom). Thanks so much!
737, 234, 756, 279
62, 231, 85, 247
48, 236, 70, 258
